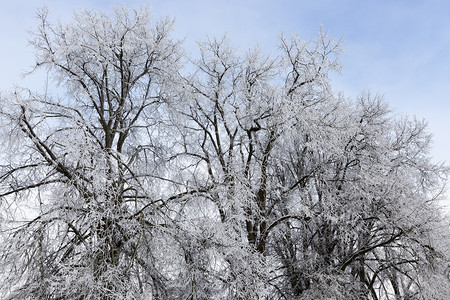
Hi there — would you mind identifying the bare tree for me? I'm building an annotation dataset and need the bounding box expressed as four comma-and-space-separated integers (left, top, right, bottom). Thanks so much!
1, 5, 449, 300
0, 6, 185, 299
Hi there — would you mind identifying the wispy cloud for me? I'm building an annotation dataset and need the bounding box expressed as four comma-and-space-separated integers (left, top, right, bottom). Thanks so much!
1, 0, 448, 205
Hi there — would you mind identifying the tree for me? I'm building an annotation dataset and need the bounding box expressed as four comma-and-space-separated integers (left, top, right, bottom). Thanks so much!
1, 5, 449, 300
0, 6, 184, 299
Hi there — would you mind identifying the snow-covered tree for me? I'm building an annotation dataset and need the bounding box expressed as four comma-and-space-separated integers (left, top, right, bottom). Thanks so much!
1, 5, 448, 300
0, 6, 185, 299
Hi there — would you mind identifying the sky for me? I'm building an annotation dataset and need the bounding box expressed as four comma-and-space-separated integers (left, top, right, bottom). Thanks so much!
0, 0, 449, 210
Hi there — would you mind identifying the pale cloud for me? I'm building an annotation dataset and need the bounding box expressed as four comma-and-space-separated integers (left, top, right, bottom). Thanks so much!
1, 0, 449, 208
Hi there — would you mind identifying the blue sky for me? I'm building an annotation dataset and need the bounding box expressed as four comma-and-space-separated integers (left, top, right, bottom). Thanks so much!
1, 0, 449, 208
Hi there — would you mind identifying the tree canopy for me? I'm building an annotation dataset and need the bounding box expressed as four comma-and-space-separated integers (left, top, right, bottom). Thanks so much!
0, 6, 449, 300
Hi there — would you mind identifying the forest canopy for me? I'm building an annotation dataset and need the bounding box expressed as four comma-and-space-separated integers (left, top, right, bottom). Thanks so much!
0, 6, 449, 300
